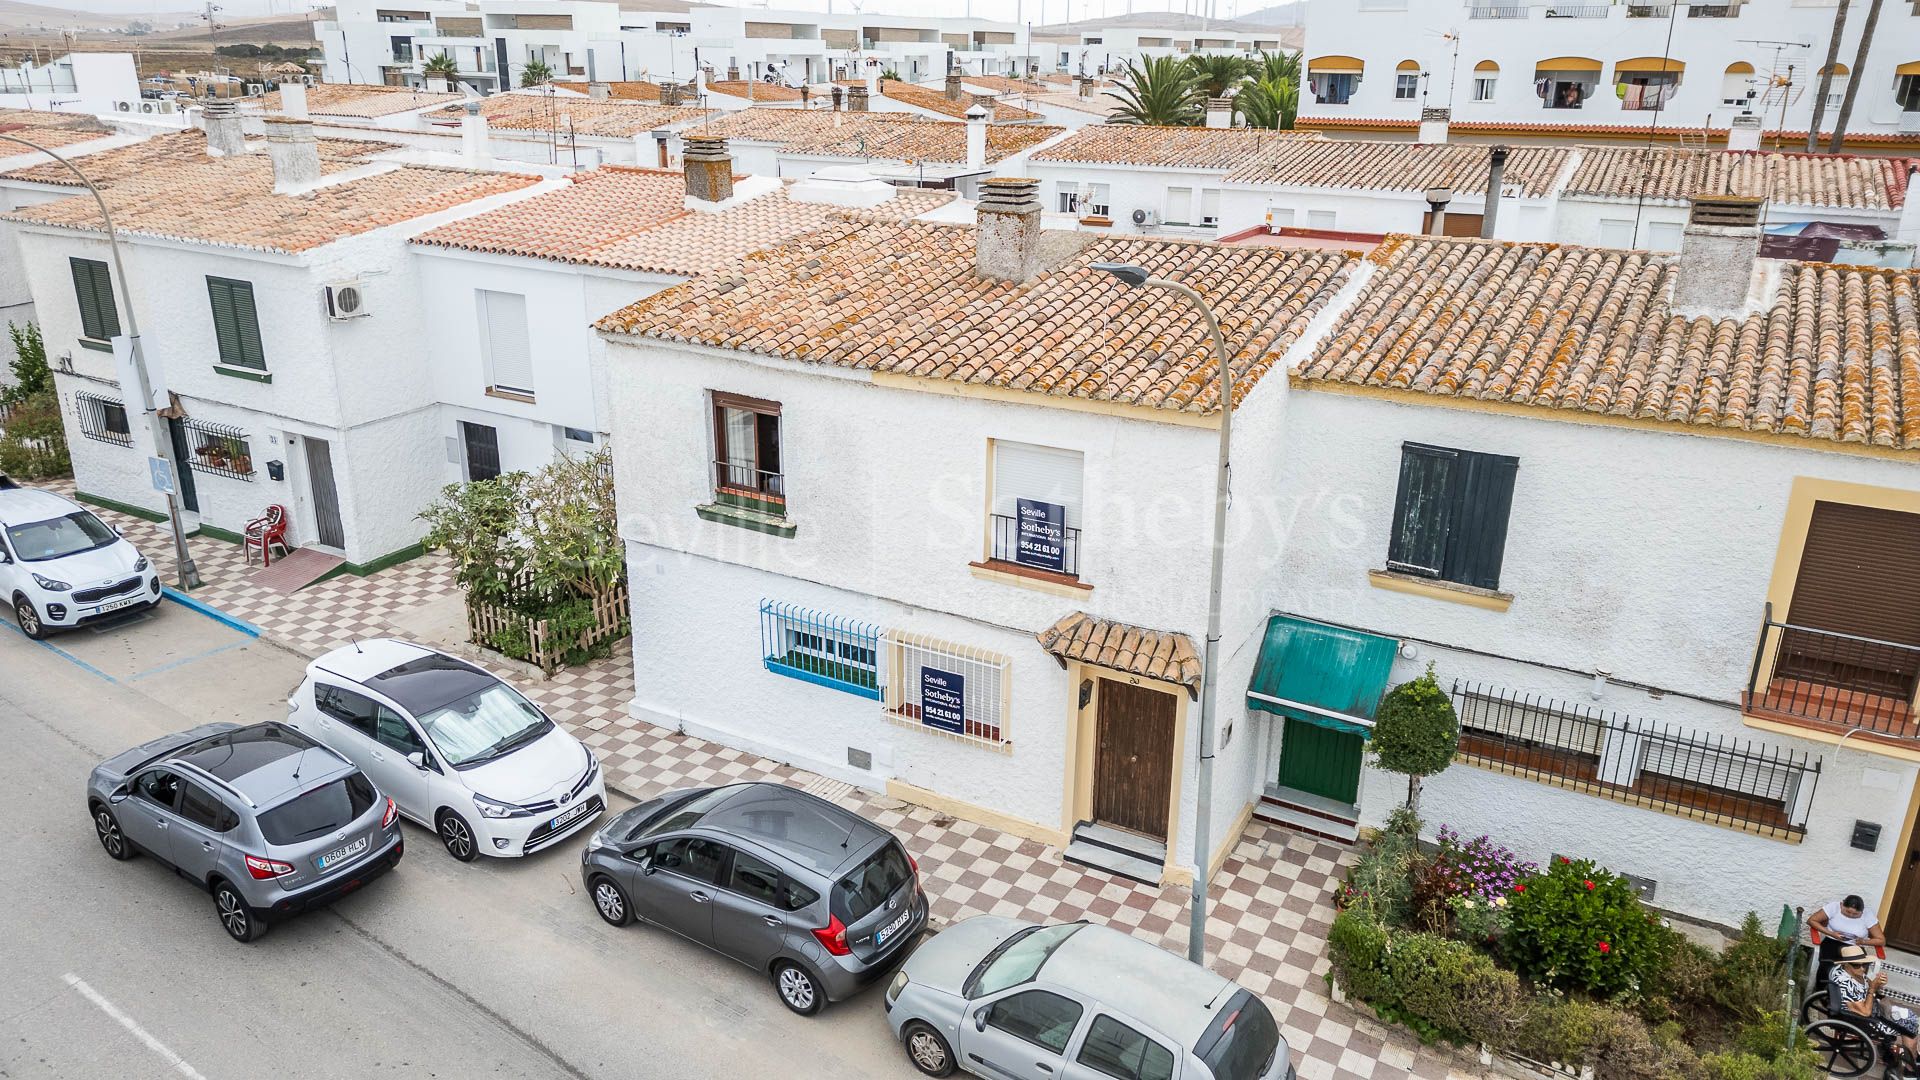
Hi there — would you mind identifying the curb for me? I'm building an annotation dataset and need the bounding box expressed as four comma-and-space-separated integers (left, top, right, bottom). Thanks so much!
162, 587, 262, 638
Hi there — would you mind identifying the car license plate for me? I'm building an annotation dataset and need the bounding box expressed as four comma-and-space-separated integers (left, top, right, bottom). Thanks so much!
550, 802, 591, 831
93, 596, 141, 616
314, 836, 367, 870
875, 907, 912, 947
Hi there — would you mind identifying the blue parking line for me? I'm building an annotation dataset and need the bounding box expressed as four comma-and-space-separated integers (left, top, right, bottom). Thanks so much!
161, 588, 261, 638
0, 616, 119, 683
128, 641, 250, 682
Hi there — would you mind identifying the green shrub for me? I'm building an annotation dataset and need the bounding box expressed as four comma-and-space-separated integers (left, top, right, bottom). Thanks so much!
1327, 910, 1393, 1005
1514, 997, 1685, 1080
1698, 1048, 1822, 1080
1712, 912, 1792, 1021
0, 388, 70, 479
1336, 822, 1420, 925
1505, 856, 1664, 998
1368, 663, 1459, 814
1380, 930, 1522, 1047
1638, 925, 1717, 1025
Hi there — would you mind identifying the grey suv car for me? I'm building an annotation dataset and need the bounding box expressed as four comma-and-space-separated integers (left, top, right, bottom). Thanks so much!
87, 722, 404, 942
580, 782, 928, 1015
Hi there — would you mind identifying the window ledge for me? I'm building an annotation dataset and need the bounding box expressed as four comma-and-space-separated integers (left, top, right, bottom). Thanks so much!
1367, 568, 1512, 611
78, 338, 113, 353
696, 501, 795, 538
212, 364, 272, 384
969, 559, 1093, 597
485, 386, 536, 404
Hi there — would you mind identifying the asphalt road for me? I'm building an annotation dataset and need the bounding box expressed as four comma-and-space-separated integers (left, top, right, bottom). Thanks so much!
0, 601, 916, 1080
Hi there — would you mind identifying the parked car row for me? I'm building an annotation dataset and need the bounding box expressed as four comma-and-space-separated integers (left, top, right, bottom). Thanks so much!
83, 635, 1294, 1080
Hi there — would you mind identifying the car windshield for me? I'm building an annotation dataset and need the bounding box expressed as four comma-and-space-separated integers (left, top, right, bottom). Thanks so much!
832, 840, 913, 923
415, 681, 552, 768
965, 922, 1085, 998
6, 511, 116, 562
626, 787, 739, 842
258, 774, 376, 845
1200, 994, 1281, 1080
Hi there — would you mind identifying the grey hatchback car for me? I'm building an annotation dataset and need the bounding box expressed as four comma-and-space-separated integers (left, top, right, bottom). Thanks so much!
580, 782, 928, 1015
87, 722, 404, 942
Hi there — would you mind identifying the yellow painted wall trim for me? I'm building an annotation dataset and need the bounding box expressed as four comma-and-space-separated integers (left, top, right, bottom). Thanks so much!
870, 370, 1222, 430
885, 778, 1071, 849
968, 561, 1095, 599
1290, 377, 1920, 463
1368, 568, 1514, 611
1882, 777, 1920, 918
1741, 714, 1920, 765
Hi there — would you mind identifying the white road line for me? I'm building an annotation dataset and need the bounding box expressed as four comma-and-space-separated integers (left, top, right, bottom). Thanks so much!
61, 973, 209, 1080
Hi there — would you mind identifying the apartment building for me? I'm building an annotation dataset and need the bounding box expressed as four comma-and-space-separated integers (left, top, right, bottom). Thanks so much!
1066, 24, 1294, 78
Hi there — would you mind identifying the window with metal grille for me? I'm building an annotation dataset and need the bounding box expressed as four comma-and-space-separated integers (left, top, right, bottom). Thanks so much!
989, 439, 1082, 577
1452, 680, 1819, 840
70, 257, 119, 345
74, 392, 131, 446
206, 277, 266, 370
183, 419, 255, 480
883, 631, 1010, 747
761, 601, 883, 698
1387, 442, 1519, 591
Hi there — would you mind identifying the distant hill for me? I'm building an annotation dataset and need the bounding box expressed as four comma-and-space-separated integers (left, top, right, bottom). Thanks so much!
1034, 10, 1303, 46
1234, 3, 1306, 27
0, 0, 197, 31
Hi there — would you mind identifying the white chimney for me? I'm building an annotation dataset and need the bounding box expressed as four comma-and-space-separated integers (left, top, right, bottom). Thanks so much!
965, 104, 988, 169
975, 177, 1043, 283
264, 117, 322, 193
865, 72, 880, 97
1670, 196, 1766, 319
202, 99, 246, 157
460, 100, 490, 165
425, 72, 450, 93
1896, 163, 1920, 250
1418, 106, 1450, 145
1205, 96, 1231, 129
589, 81, 611, 101
1726, 113, 1763, 152
280, 79, 309, 119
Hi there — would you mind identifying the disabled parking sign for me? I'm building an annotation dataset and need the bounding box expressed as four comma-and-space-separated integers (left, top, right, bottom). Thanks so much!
148, 456, 175, 497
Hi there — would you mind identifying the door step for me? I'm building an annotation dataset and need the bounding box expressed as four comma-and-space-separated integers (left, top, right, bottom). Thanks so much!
1063, 822, 1165, 886
1254, 786, 1360, 845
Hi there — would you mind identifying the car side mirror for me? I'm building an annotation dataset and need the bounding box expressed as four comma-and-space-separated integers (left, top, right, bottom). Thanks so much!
974, 1008, 989, 1032
108, 784, 129, 803
407, 751, 429, 771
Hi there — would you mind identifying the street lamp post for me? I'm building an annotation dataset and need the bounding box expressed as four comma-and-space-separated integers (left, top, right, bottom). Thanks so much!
0, 134, 199, 589
1092, 261, 1232, 967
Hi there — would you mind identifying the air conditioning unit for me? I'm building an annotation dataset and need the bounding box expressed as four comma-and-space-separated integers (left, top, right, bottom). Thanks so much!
245, 82, 265, 96
155, 100, 178, 114
301, 74, 316, 86
114, 99, 133, 111
139, 101, 156, 113
1131, 207, 1158, 227
324, 281, 369, 320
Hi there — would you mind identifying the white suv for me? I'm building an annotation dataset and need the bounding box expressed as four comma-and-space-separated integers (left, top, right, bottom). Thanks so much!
286, 639, 606, 862
0, 476, 162, 639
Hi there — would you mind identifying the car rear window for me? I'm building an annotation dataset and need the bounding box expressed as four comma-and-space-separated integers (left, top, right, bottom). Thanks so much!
258, 774, 377, 846
832, 840, 912, 923
1198, 993, 1281, 1080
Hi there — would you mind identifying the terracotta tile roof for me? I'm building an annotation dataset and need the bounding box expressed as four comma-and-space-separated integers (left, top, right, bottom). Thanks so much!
1034, 124, 1315, 169
597, 218, 1352, 414
3, 130, 395, 187
1038, 611, 1202, 690
685, 109, 1062, 165
1224, 140, 1570, 196
962, 75, 1050, 95
429, 93, 711, 138
706, 80, 805, 103
6, 159, 537, 254
1565, 146, 1918, 210
604, 80, 665, 101
1300, 114, 1920, 150
1022, 90, 1124, 117
1299, 235, 1920, 450
413, 165, 952, 275
878, 80, 1042, 122
0, 108, 114, 150
260, 82, 463, 118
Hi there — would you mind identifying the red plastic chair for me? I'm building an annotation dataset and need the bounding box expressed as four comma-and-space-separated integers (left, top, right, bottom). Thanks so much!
244, 505, 290, 567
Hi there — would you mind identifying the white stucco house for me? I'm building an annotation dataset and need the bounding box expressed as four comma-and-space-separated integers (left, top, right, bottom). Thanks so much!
0, 109, 154, 326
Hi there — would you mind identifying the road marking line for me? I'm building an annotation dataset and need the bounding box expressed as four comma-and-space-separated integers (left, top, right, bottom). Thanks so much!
0, 620, 119, 683
129, 640, 250, 681
61, 973, 209, 1080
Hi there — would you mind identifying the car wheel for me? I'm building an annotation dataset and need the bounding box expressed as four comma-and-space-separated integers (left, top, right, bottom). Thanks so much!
437, 809, 478, 862
14, 595, 47, 640
590, 875, 632, 926
772, 961, 824, 1016
213, 880, 263, 943
901, 1021, 956, 1077
92, 804, 134, 861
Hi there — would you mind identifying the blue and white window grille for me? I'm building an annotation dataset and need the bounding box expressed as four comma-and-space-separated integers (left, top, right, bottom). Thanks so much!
760, 600, 883, 700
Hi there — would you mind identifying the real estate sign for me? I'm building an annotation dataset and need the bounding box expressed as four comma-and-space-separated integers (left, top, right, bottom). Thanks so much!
920, 667, 966, 734
1015, 498, 1067, 573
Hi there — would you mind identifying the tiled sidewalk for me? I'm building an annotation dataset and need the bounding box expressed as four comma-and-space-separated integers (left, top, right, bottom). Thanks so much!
72, 487, 1486, 1080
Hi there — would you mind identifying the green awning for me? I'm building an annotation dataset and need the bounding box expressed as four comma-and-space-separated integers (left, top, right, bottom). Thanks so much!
1245, 615, 1398, 737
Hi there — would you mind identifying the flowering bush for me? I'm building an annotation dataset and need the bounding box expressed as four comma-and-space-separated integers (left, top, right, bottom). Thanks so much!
1505, 856, 1664, 999
1412, 825, 1538, 930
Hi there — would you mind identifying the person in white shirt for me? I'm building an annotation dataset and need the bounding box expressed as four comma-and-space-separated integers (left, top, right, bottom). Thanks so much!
1813, 893, 1888, 987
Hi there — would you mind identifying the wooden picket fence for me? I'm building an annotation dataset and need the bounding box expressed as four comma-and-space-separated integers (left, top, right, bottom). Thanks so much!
465, 578, 629, 676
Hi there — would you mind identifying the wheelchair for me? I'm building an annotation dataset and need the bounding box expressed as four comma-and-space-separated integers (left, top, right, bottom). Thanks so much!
1800, 931, 1920, 1078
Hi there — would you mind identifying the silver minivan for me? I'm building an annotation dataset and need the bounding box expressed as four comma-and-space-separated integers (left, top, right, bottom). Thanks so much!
580, 782, 928, 1015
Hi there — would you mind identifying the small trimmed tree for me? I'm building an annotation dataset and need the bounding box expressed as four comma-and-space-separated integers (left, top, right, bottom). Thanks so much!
1368, 663, 1458, 815
518, 58, 553, 87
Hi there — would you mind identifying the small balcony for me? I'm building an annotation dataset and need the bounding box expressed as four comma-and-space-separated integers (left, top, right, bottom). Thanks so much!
1743, 605, 1920, 749
1468, 5, 1529, 17
987, 512, 1080, 579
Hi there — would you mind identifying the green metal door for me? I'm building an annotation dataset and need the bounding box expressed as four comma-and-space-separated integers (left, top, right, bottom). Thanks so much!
1275, 717, 1364, 805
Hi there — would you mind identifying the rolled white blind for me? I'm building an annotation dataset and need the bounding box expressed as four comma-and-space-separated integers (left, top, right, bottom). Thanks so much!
480, 290, 534, 393
993, 440, 1082, 528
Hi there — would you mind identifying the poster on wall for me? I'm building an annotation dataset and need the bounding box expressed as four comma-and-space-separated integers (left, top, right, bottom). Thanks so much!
920, 667, 966, 734
1015, 498, 1067, 573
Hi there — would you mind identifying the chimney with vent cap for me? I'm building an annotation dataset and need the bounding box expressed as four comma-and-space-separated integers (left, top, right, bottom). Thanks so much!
1726, 113, 1763, 152
1418, 106, 1450, 144
945, 72, 964, 100
965, 104, 988, 169
682, 135, 733, 207
202, 99, 246, 157
975, 177, 1043, 282
280, 80, 309, 119
461, 100, 490, 165
1671, 195, 1766, 318
1205, 96, 1231, 129
265, 117, 322, 193
848, 85, 870, 112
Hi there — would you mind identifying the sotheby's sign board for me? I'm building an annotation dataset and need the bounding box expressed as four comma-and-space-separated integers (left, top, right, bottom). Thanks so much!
920, 667, 966, 734
1014, 498, 1067, 573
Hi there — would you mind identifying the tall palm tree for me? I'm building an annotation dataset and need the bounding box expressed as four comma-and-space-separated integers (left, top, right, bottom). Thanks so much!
519, 58, 554, 88
1186, 54, 1248, 99
1110, 56, 1203, 126
1252, 49, 1301, 87
422, 52, 459, 78
1237, 75, 1298, 130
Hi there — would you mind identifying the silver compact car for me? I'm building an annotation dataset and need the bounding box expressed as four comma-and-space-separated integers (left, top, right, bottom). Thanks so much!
86, 722, 403, 942
581, 782, 928, 1015
884, 917, 1294, 1080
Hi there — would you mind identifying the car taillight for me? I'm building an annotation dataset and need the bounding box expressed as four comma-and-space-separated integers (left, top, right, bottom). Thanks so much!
907, 851, 919, 874
813, 914, 851, 956
381, 797, 397, 829
245, 854, 295, 880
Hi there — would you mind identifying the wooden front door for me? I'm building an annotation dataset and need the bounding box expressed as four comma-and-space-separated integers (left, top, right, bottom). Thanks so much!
1779, 502, 1920, 697
1093, 680, 1176, 842
1275, 717, 1365, 806
1888, 820, 1920, 952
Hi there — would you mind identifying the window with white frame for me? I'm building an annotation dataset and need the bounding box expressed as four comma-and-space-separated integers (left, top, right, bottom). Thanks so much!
478, 289, 534, 397
760, 600, 882, 698
1395, 72, 1419, 99
1473, 74, 1497, 101
1646, 221, 1683, 252
1199, 189, 1220, 227
1083, 183, 1111, 218
1307, 209, 1336, 229
1166, 186, 1193, 225
1266, 206, 1295, 228
988, 439, 1084, 578
884, 630, 1009, 746
1596, 218, 1635, 248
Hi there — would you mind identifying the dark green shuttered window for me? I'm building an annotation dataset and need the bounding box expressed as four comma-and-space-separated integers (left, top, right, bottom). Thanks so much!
70, 257, 120, 342
206, 277, 266, 370
1386, 442, 1518, 591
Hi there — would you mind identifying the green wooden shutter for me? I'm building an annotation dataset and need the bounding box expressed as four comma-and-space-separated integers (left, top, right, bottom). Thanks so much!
70, 258, 120, 341
207, 277, 240, 364
1386, 443, 1456, 577
1445, 451, 1519, 591
207, 277, 264, 369
229, 280, 265, 368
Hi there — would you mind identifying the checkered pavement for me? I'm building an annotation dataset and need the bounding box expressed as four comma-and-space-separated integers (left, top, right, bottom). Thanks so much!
62, 485, 1491, 1079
